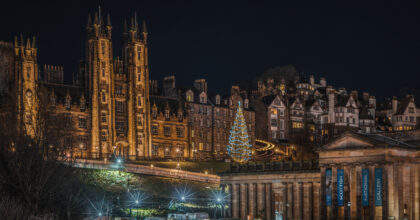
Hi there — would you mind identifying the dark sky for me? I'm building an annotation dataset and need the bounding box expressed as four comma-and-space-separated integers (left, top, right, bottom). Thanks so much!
1, 1, 419, 100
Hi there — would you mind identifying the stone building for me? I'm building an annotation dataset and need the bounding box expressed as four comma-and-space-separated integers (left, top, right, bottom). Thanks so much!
377, 95, 418, 132
220, 131, 420, 220
0, 9, 256, 161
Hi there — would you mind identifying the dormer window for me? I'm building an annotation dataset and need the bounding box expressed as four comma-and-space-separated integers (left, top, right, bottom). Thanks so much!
215, 95, 220, 105
152, 109, 157, 118
80, 100, 86, 110
165, 109, 170, 119
50, 96, 56, 106
178, 111, 183, 120
244, 99, 249, 109
65, 97, 71, 109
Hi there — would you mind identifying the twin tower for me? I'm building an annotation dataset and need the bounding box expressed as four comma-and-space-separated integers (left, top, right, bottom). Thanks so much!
84, 9, 151, 159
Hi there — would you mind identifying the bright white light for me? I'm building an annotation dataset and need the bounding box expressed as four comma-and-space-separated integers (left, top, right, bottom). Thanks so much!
217, 197, 221, 202
181, 196, 185, 201
98, 212, 102, 216
117, 159, 121, 163
135, 200, 139, 204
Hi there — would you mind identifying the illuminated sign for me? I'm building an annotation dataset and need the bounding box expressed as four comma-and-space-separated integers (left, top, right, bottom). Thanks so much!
337, 169, 344, 206
325, 168, 332, 206
375, 168, 382, 206
362, 168, 369, 206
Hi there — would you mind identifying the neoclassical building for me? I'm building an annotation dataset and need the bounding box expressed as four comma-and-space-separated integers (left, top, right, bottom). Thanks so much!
221, 131, 420, 220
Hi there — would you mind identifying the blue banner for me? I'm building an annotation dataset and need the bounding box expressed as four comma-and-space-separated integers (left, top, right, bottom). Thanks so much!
362, 168, 369, 206
337, 169, 344, 206
325, 168, 332, 206
375, 168, 383, 206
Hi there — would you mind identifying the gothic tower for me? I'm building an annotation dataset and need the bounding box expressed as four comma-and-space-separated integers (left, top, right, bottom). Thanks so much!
123, 14, 152, 159
86, 9, 114, 157
14, 35, 38, 138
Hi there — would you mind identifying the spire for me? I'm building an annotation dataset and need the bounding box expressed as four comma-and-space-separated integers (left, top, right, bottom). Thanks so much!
14, 36, 18, 47
26, 38, 31, 48
106, 13, 111, 26
20, 34, 24, 46
130, 17, 135, 31
32, 36, 36, 48
123, 20, 128, 33
134, 12, 139, 32
98, 5, 102, 24
94, 12, 99, 24
142, 20, 148, 34
87, 13, 92, 27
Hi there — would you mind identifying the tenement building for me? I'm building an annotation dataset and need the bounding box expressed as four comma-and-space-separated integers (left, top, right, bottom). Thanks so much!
220, 131, 420, 220
0, 9, 256, 161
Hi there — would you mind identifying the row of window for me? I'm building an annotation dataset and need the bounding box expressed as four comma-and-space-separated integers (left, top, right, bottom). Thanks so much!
396, 115, 415, 123
151, 124, 185, 137
151, 144, 184, 157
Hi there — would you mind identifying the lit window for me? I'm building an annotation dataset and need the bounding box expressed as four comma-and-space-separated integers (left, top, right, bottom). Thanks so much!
137, 115, 142, 126
116, 102, 125, 113
152, 144, 158, 156
164, 126, 171, 136
101, 112, 107, 123
176, 127, 184, 138
78, 117, 87, 129
151, 124, 158, 135
270, 108, 277, 115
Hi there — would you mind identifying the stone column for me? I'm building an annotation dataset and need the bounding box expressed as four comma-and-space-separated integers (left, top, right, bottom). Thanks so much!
257, 183, 265, 218
303, 182, 313, 220
313, 182, 320, 220
248, 183, 256, 219
278, 182, 286, 220
293, 182, 302, 220
349, 166, 357, 220
414, 165, 420, 220
232, 184, 239, 219
287, 182, 293, 220
265, 183, 272, 220
320, 166, 326, 220
240, 183, 247, 220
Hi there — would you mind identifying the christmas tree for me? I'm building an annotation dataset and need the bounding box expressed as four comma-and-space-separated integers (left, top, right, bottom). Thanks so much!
227, 101, 252, 163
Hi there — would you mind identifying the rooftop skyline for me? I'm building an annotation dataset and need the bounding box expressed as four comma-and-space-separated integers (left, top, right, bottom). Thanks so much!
0, 0, 419, 99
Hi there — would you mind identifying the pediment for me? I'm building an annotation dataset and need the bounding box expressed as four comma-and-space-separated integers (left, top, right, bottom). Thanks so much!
321, 134, 375, 151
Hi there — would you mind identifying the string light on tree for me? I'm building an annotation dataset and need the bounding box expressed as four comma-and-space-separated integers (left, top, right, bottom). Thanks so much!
227, 101, 252, 163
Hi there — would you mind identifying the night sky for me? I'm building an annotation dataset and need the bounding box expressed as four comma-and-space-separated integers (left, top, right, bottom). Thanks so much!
0, 1, 419, 100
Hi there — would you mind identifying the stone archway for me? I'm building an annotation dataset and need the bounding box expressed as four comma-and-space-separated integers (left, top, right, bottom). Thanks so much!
115, 139, 129, 159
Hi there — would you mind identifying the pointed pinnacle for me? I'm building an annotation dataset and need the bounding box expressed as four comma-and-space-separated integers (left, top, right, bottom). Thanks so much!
87, 13, 92, 27
26, 38, 31, 48
14, 36, 18, 47
94, 12, 99, 24
142, 20, 147, 33
107, 14, 111, 26
32, 36, 36, 48
123, 20, 128, 32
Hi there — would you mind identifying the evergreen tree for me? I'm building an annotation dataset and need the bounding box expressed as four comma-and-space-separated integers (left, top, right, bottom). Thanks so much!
227, 102, 252, 163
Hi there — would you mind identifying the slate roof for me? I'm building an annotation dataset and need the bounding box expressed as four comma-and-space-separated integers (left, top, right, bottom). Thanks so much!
42, 82, 85, 105
150, 96, 185, 115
